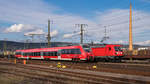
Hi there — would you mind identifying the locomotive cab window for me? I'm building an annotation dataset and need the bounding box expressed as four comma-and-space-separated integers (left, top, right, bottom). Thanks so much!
114, 46, 122, 51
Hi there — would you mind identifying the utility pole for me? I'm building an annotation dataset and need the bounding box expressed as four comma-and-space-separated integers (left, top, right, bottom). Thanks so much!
47, 19, 51, 47
3, 38, 7, 53
101, 26, 109, 43
24, 34, 44, 49
76, 24, 87, 44
129, 3, 133, 51
81, 25, 84, 44
30, 34, 34, 42
26, 39, 30, 49
27, 34, 36, 42
104, 26, 107, 38
3, 38, 7, 58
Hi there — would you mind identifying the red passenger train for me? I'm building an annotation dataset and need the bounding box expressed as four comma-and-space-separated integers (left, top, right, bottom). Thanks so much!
15, 45, 93, 61
15, 44, 123, 62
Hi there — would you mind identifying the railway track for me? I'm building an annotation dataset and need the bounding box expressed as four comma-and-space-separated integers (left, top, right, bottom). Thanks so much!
0, 62, 125, 84
0, 61, 150, 84
0, 68, 67, 84
0, 62, 100, 84
26, 59, 150, 76
1, 58, 150, 76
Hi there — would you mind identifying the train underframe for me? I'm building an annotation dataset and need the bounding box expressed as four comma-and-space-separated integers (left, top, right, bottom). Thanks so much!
14, 55, 124, 62
93, 56, 124, 62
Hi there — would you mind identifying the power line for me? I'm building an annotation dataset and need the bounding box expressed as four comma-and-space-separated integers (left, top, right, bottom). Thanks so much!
96, 8, 150, 24
89, 14, 150, 32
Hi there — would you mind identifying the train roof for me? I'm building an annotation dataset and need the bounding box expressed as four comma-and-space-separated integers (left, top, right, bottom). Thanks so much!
15, 44, 121, 52
16, 45, 84, 52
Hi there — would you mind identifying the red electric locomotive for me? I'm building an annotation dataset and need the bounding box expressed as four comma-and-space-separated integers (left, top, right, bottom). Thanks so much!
15, 44, 94, 62
91, 44, 123, 62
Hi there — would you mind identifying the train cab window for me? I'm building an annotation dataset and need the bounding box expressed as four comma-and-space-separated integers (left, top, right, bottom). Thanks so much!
114, 46, 122, 51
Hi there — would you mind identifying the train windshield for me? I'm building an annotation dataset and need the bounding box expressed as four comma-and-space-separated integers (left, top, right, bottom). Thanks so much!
82, 45, 91, 52
114, 46, 122, 51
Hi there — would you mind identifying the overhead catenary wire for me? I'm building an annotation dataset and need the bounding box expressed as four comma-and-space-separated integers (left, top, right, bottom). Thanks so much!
51, 13, 150, 42
27, 1, 150, 27
16, 1, 150, 44
86, 14, 150, 32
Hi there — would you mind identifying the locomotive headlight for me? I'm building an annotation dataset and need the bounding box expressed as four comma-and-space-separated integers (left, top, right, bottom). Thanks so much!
115, 52, 118, 54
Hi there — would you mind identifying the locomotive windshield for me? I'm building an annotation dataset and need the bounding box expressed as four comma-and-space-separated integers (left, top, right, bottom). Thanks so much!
114, 46, 122, 51
82, 45, 91, 52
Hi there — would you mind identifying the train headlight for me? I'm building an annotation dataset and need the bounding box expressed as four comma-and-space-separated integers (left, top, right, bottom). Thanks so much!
115, 52, 118, 54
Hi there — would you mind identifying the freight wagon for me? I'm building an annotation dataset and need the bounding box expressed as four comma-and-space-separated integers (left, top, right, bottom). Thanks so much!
123, 49, 150, 60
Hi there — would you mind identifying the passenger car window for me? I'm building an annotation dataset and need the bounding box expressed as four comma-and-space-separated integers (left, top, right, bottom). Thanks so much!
61, 49, 81, 54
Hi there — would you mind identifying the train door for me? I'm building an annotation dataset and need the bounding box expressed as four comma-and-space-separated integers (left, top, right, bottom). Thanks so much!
57, 50, 61, 60
40, 52, 44, 59
109, 46, 115, 56
105, 46, 111, 57
108, 47, 112, 56
21, 52, 24, 58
